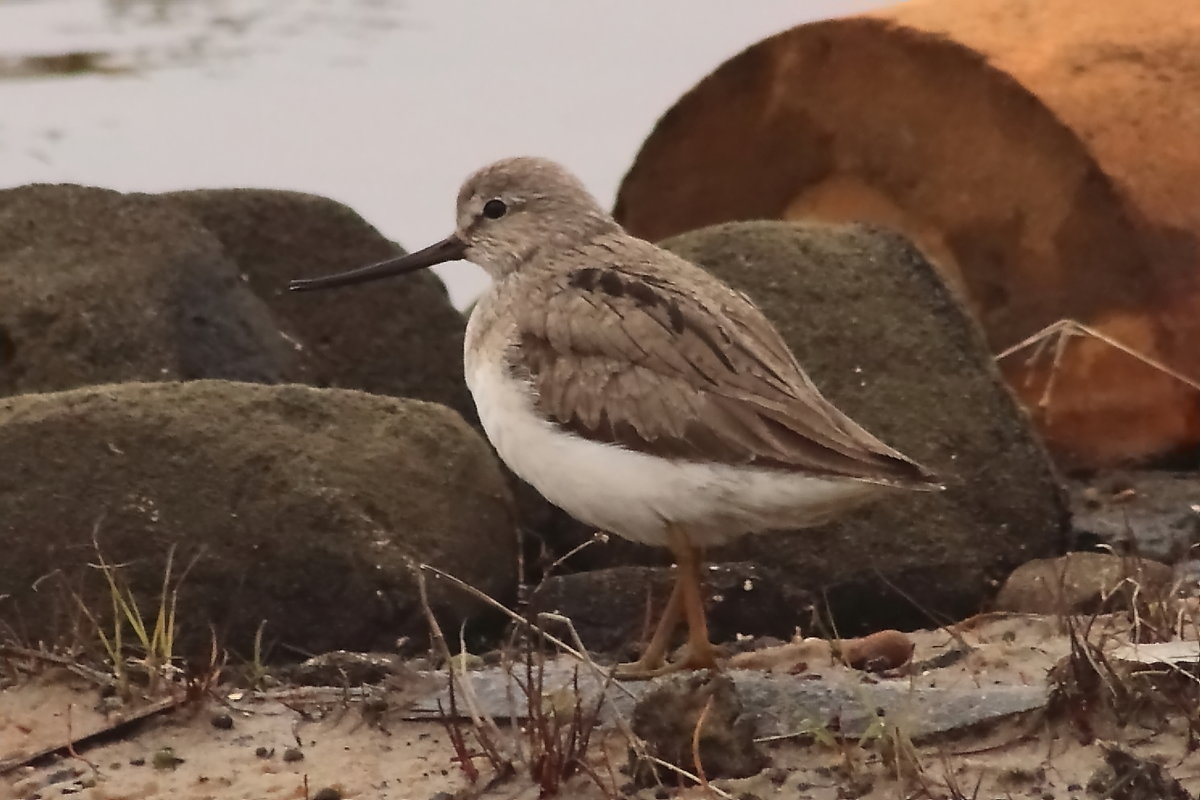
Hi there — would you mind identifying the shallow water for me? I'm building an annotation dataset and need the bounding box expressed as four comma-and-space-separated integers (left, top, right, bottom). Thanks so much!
1, 0, 888, 307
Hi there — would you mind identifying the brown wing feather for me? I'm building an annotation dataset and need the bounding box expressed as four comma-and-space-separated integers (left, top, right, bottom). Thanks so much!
510, 259, 936, 486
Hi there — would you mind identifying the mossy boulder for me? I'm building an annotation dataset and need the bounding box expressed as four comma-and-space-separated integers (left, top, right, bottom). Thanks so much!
168, 189, 475, 422
0, 184, 294, 395
0, 380, 516, 654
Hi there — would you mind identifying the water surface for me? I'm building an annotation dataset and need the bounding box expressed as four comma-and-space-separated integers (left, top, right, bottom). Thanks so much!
1, 0, 889, 306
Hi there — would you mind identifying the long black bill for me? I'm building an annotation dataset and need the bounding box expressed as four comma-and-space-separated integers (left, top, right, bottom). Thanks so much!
287, 234, 467, 292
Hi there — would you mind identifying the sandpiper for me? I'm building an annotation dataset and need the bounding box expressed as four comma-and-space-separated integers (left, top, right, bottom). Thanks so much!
290, 157, 939, 677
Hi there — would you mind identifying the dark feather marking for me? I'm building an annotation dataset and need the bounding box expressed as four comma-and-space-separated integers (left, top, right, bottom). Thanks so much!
625, 280, 661, 308
666, 300, 686, 334
597, 270, 625, 297
568, 267, 600, 291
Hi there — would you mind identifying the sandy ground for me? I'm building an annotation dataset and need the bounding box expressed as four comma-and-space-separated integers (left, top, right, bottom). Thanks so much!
3, 607, 1200, 800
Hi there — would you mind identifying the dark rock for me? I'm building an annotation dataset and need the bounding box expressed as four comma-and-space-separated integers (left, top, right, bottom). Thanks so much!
44, 768, 82, 785
993, 552, 1174, 615
0, 380, 516, 654
559, 221, 1069, 635
210, 713, 234, 730
629, 672, 767, 784
286, 650, 404, 686
1070, 470, 1200, 562
1090, 744, 1194, 800
312, 789, 342, 800
0, 184, 294, 396
168, 189, 476, 423
527, 563, 810, 657
282, 747, 304, 763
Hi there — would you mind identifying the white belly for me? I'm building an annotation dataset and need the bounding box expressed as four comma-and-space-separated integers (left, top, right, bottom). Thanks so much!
465, 357, 885, 548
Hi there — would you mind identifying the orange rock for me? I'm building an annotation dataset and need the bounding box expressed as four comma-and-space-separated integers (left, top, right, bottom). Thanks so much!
615, 0, 1200, 469
838, 630, 915, 672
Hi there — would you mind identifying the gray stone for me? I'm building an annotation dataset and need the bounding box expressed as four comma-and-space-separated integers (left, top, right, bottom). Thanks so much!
405, 659, 1047, 740
1070, 470, 1200, 562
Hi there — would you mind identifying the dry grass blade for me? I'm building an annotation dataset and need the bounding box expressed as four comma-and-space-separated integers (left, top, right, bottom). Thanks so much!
412, 565, 512, 781
418, 563, 586, 663
995, 318, 1200, 411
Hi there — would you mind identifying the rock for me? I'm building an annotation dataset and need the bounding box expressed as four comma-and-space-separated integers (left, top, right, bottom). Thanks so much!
167, 189, 476, 423
0, 184, 295, 396
838, 630, 914, 673
614, 0, 1200, 469
409, 657, 1050, 740
1070, 470, 1200, 562
993, 552, 1174, 615
0, 381, 516, 654
1090, 744, 1195, 800
285, 651, 404, 686
526, 563, 809, 659
629, 672, 767, 784
558, 222, 1068, 636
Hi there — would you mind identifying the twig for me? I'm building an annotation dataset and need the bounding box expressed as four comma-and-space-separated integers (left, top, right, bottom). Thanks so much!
520, 533, 606, 609
412, 566, 509, 770
419, 564, 733, 798
419, 563, 588, 663
691, 695, 714, 795
65, 704, 101, 778
0, 645, 115, 689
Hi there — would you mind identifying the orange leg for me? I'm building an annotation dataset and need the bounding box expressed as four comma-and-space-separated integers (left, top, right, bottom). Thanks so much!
614, 524, 721, 679
668, 524, 719, 670
614, 572, 683, 678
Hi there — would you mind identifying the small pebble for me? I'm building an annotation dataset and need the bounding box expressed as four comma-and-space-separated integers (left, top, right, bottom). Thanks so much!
282, 748, 304, 763
312, 788, 342, 800
210, 713, 234, 730
839, 629, 915, 672
255, 746, 272, 759
45, 768, 80, 785
129, 757, 145, 767
152, 747, 184, 770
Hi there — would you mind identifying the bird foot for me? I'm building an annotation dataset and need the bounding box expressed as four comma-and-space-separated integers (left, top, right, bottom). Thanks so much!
612, 642, 723, 681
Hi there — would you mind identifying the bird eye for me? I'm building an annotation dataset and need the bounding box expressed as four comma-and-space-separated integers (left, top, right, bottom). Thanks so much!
482, 198, 507, 219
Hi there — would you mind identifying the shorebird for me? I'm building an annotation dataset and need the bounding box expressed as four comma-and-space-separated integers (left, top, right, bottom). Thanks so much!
290, 157, 939, 677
